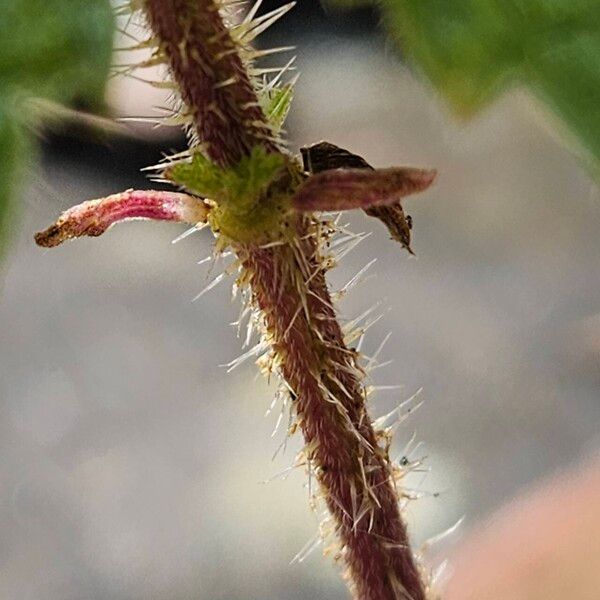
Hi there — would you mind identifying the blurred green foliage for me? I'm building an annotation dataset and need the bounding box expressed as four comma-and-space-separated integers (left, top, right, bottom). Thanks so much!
0, 0, 113, 259
0, 102, 28, 260
379, 0, 600, 170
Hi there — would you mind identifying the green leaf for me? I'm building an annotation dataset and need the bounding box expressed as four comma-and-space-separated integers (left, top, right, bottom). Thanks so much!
379, 0, 600, 167
0, 0, 114, 107
0, 0, 114, 263
525, 28, 600, 166
0, 100, 29, 258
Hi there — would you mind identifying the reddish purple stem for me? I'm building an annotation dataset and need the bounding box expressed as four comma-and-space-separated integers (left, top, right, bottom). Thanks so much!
144, 0, 280, 167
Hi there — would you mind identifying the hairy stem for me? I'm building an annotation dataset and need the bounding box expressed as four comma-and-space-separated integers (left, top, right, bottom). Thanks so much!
144, 0, 279, 166
143, 1, 427, 598
243, 223, 427, 600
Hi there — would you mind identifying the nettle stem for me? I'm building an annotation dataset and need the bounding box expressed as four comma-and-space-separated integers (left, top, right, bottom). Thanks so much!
144, 0, 280, 166
146, 0, 425, 600
32, 1, 436, 595
106, 0, 426, 600
244, 230, 427, 599
142, 1, 428, 598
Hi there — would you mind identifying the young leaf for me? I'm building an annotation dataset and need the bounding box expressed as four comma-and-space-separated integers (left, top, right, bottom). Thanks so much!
167, 147, 286, 213
167, 153, 227, 199
262, 83, 294, 132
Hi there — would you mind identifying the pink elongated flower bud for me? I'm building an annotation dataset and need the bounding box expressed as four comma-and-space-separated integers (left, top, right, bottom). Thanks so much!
35, 189, 210, 248
292, 167, 436, 212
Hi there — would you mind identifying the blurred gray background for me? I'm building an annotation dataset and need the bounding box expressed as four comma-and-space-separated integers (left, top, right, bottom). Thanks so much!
1, 2, 599, 598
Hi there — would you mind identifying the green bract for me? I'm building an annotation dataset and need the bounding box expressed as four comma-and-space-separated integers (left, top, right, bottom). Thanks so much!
261, 83, 294, 133
167, 146, 293, 242
167, 152, 226, 200
168, 146, 286, 208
